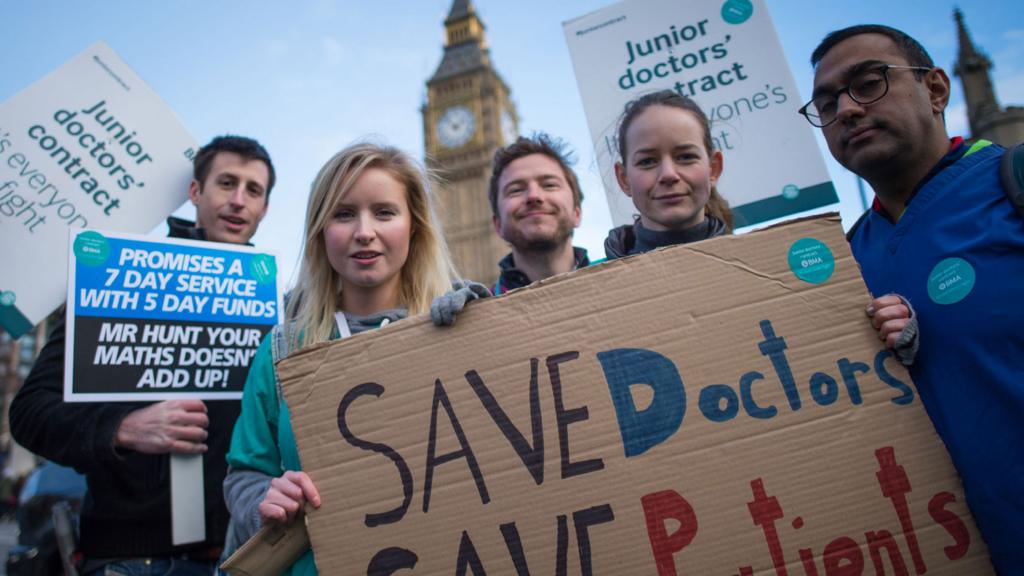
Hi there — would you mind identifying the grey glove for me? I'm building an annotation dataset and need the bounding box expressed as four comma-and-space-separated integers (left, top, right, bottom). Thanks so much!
891, 295, 919, 366
430, 280, 492, 326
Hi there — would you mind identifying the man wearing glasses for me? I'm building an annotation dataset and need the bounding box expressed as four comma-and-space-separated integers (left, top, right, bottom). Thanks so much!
803, 25, 1022, 572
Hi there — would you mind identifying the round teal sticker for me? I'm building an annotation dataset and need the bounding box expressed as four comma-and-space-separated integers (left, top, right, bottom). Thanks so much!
73, 231, 110, 267
249, 254, 277, 285
782, 184, 800, 200
721, 0, 753, 24
927, 257, 975, 305
0, 290, 15, 307
788, 238, 835, 284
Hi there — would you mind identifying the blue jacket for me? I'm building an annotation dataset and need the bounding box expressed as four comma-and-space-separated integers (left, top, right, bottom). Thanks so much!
849, 141, 1024, 573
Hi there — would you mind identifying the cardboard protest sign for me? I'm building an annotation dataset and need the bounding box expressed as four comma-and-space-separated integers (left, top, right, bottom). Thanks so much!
0, 42, 196, 338
279, 215, 992, 574
563, 0, 837, 229
64, 229, 281, 402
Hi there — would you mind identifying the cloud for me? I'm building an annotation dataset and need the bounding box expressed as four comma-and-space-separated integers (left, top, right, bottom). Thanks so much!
265, 39, 289, 62
321, 36, 345, 66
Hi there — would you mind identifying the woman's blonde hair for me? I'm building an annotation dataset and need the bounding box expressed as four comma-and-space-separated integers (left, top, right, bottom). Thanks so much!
287, 142, 457, 346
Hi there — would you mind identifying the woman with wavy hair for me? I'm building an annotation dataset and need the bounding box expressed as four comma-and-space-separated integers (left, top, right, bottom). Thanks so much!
223, 142, 461, 575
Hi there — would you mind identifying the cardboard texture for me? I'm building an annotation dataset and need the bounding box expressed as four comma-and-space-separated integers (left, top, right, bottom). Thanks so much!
220, 513, 310, 576
280, 215, 992, 575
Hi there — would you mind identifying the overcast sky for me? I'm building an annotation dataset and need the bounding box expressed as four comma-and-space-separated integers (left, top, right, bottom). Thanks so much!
2, 0, 1022, 286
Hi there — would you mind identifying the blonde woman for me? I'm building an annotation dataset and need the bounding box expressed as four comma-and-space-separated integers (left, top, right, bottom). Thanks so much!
223, 143, 484, 575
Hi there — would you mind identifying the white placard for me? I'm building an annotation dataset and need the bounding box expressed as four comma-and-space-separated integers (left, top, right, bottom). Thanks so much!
563, 0, 836, 228
170, 454, 206, 546
0, 42, 196, 338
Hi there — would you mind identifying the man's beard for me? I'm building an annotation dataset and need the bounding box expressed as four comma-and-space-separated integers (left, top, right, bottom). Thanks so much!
505, 215, 574, 254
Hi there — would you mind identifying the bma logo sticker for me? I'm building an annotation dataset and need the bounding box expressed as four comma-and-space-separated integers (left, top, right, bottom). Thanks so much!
788, 237, 835, 284
73, 231, 110, 267
249, 254, 277, 285
721, 0, 753, 24
927, 257, 976, 305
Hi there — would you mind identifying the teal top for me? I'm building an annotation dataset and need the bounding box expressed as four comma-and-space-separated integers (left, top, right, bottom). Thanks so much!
226, 309, 408, 575
226, 334, 315, 576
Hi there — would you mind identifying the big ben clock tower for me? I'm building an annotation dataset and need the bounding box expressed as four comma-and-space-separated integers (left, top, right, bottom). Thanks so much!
424, 0, 519, 285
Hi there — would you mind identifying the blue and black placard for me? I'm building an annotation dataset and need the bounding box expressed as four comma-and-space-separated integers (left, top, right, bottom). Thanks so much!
64, 229, 281, 401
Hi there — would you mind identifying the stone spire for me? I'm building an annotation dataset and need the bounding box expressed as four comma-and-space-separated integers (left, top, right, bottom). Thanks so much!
422, 0, 517, 285
446, 0, 473, 24
430, 0, 490, 82
953, 8, 999, 132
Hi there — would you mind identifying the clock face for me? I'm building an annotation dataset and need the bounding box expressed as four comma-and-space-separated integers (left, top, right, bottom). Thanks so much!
437, 105, 476, 149
501, 110, 517, 145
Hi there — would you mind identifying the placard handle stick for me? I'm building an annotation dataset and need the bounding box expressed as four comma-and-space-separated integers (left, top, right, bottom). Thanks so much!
171, 453, 206, 545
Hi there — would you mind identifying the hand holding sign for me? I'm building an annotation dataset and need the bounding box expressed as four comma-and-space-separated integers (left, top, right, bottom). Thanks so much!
114, 399, 209, 454
65, 229, 282, 546
867, 295, 912, 346
259, 471, 322, 525
867, 294, 918, 367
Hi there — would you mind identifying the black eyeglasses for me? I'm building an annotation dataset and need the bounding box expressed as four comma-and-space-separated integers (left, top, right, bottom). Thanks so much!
798, 64, 932, 128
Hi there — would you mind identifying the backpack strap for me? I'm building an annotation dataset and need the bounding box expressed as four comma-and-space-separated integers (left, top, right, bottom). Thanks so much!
1001, 142, 1024, 220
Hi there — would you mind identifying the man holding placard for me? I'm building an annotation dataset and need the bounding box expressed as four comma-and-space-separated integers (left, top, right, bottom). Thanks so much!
10, 135, 274, 575
804, 25, 1024, 572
